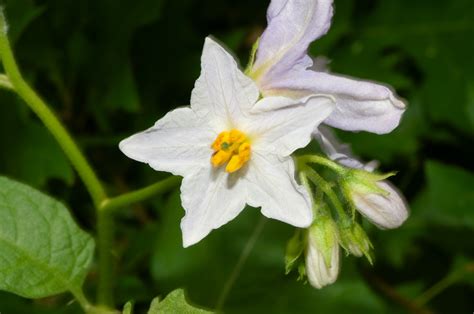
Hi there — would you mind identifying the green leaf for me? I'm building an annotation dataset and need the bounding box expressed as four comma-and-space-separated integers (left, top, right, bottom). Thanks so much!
0, 176, 94, 298
148, 289, 212, 314
425, 161, 474, 229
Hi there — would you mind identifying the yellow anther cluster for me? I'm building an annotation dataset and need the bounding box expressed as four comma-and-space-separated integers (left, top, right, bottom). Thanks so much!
211, 129, 251, 173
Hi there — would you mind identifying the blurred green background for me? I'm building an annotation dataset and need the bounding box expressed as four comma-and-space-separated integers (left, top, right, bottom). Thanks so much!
0, 0, 473, 313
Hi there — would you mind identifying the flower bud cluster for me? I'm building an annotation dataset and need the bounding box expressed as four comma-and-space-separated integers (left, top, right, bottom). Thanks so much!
286, 146, 408, 289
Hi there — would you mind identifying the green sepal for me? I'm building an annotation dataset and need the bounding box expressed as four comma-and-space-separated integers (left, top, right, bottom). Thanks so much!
307, 215, 339, 269
244, 37, 260, 74
297, 263, 306, 282
342, 168, 397, 197
337, 218, 374, 264
285, 229, 305, 274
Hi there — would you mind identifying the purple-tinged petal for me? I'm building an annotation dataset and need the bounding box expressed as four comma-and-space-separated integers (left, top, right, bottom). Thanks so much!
251, 0, 334, 84
274, 71, 406, 134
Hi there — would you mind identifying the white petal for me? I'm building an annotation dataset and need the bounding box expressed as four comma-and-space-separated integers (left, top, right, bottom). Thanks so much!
306, 238, 339, 289
248, 95, 334, 156
273, 71, 406, 134
119, 107, 215, 177
245, 153, 313, 228
191, 37, 260, 131
353, 181, 409, 229
180, 166, 247, 247
252, 0, 334, 83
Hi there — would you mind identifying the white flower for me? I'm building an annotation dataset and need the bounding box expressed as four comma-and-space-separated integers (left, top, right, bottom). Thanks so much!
314, 126, 409, 229
305, 217, 340, 289
120, 37, 334, 247
247, 0, 406, 134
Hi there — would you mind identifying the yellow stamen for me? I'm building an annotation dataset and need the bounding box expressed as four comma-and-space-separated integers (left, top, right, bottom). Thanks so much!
210, 129, 251, 173
211, 150, 232, 167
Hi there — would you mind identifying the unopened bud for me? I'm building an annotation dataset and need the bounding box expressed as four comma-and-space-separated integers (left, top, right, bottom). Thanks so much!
339, 221, 373, 263
305, 216, 340, 289
343, 169, 408, 229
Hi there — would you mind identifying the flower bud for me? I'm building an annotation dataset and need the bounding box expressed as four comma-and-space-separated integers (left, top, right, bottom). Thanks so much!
305, 216, 340, 289
344, 170, 408, 229
339, 221, 372, 262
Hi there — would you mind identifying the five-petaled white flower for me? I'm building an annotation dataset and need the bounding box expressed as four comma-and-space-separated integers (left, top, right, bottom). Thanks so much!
247, 0, 406, 134
315, 126, 409, 229
120, 38, 334, 247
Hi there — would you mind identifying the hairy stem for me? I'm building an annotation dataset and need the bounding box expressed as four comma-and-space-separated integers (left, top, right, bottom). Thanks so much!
298, 155, 344, 173
0, 9, 181, 311
0, 12, 107, 208
299, 171, 317, 208
303, 167, 347, 219
0, 10, 115, 308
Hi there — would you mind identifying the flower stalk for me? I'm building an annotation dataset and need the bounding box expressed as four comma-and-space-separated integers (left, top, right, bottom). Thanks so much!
99, 176, 181, 213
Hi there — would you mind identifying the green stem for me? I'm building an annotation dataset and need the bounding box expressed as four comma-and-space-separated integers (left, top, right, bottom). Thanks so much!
303, 167, 347, 219
0, 12, 107, 208
100, 176, 180, 212
299, 171, 316, 206
96, 210, 115, 306
298, 155, 344, 173
415, 275, 457, 306
0, 10, 181, 311
362, 269, 434, 314
0, 11, 116, 308
0, 10, 113, 305
0, 73, 13, 90
216, 216, 267, 312
71, 288, 94, 313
